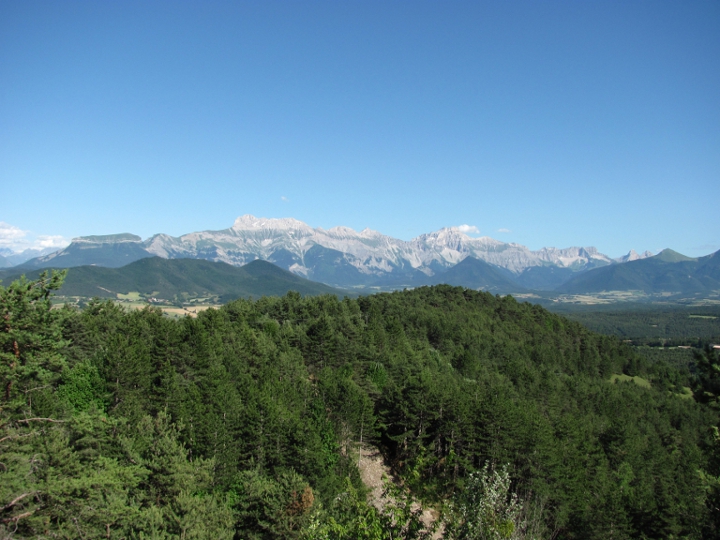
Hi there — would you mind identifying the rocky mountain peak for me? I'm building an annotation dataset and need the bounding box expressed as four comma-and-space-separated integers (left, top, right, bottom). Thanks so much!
359, 227, 383, 238
232, 214, 312, 233
614, 249, 655, 263
413, 227, 471, 247
326, 225, 362, 239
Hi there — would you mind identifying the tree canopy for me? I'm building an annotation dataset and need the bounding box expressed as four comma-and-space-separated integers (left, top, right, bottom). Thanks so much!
1, 275, 718, 538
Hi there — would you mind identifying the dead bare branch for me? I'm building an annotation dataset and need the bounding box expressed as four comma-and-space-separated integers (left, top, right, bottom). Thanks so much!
1, 492, 35, 513
0, 432, 38, 444
16, 417, 65, 424
1, 510, 34, 524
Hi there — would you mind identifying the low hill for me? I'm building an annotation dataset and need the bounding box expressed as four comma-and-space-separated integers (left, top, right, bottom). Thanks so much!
303, 244, 378, 286
557, 248, 719, 295
1, 257, 346, 301
514, 265, 577, 290
425, 256, 523, 293
652, 248, 697, 263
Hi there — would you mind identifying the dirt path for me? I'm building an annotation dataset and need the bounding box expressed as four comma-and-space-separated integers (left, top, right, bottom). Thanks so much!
357, 445, 443, 538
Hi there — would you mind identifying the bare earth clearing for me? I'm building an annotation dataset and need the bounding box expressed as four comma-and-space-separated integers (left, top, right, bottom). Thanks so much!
358, 445, 443, 539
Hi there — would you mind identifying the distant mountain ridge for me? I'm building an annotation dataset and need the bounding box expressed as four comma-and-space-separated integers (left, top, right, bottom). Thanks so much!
17, 215, 646, 290
6, 219, 717, 298
0, 246, 61, 268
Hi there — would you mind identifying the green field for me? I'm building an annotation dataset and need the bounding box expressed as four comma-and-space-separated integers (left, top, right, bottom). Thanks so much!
117, 291, 142, 300
610, 373, 652, 388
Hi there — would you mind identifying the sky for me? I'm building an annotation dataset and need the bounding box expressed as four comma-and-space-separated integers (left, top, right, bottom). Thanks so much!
1, 0, 718, 259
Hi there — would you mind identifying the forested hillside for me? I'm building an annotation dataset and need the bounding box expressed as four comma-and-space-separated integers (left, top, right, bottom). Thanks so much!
2, 272, 719, 538
0, 258, 345, 302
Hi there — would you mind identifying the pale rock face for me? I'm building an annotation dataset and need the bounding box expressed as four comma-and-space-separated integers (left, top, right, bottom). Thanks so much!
142, 214, 620, 280
614, 250, 654, 263
231, 215, 313, 233
144, 234, 185, 258
534, 246, 613, 270
289, 263, 310, 276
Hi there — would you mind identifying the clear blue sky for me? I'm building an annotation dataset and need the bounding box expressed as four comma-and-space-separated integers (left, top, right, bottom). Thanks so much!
1, 0, 718, 258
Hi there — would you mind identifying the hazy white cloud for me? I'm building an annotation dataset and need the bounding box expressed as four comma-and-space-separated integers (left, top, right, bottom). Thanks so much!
35, 235, 70, 249
457, 224, 480, 235
281, 196, 289, 202
0, 222, 69, 253
0, 222, 28, 247
497, 228, 511, 233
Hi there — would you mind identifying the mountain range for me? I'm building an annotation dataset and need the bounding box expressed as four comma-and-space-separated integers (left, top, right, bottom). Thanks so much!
0, 246, 59, 268
6, 215, 718, 298
12, 215, 651, 289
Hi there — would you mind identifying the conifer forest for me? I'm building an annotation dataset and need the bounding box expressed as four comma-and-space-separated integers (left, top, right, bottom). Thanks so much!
2, 271, 720, 539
